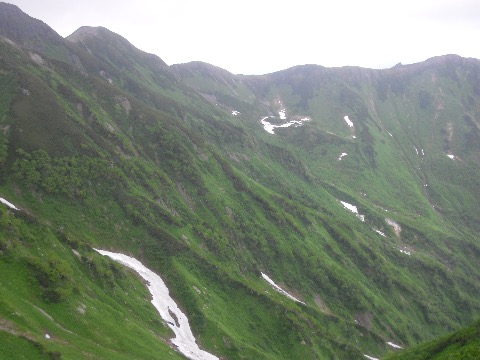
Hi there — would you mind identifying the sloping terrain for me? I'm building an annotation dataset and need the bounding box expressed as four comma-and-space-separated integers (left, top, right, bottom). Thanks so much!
385, 319, 480, 359
0, 3, 479, 359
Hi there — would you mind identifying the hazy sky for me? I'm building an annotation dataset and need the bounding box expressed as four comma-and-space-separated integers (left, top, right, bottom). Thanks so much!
6, 0, 480, 74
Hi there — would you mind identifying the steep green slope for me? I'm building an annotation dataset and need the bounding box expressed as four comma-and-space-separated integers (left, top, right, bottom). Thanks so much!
173, 58, 480, 352
385, 319, 480, 359
0, 8, 384, 358
0, 204, 184, 360
1, 3, 479, 359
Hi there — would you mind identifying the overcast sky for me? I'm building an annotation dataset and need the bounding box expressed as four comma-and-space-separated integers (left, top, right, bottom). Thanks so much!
6, 0, 480, 75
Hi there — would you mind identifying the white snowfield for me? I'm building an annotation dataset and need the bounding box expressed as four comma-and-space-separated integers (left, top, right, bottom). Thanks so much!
279, 109, 286, 120
0, 197, 19, 210
94, 249, 219, 360
341, 201, 358, 214
447, 154, 455, 159
387, 341, 403, 349
261, 273, 306, 305
364, 355, 379, 360
260, 116, 310, 134
338, 152, 348, 160
344, 115, 354, 128
231, 110, 240, 116
340, 201, 365, 222
261, 116, 276, 134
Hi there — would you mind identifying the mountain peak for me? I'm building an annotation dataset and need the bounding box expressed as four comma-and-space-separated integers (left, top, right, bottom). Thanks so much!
66, 25, 168, 69
66, 26, 104, 42
0, 1, 63, 49
0, 2, 24, 16
67, 26, 132, 46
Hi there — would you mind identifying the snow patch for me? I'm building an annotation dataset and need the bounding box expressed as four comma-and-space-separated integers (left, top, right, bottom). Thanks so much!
421, 149, 425, 156
364, 355, 379, 360
399, 249, 411, 256
261, 273, 305, 305
387, 342, 403, 349
261, 116, 276, 134
231, 110, 240, 116
389, 132, 393, 137
338, 153, 348, 161
414, 146, 418, 155
341, 201, 358, 214
373, 229, 386, 237
45, 334, 50, 339
344, 115, 354, 127
0, 197, 19, 210
340, 201, 365, 222
95, 249, 219, 360
447, 154, 455, 160
260, 116, 310, 135
279, 109, 286, 120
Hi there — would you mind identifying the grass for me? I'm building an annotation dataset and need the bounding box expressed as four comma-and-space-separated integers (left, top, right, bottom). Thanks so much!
385, 319, 480, 359
0, 19, 479, 359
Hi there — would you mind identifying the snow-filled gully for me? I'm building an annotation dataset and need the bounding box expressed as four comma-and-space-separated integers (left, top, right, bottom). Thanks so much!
2, 195, 400, 359
261, 116, 310, 134
0, 196, 19, 210
340, 200, 365, 222
387, 341, 402, 349
94, 250, 219, 360
261, 273, 305, 305
363, 341, 402, 359
344, 115, 354, 128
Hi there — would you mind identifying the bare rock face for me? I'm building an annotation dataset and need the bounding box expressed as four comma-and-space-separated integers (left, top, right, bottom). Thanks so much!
386, 218, 402, 238
66, 26, 102, 43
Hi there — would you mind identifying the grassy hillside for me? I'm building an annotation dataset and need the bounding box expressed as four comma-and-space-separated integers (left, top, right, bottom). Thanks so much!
0, 3, 479, 359
385, 319, 480, 359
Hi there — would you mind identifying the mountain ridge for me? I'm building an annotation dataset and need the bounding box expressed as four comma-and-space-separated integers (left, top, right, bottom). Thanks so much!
2, 2, 478, 77
0, 3, 63, 46
0, 2, 479, 359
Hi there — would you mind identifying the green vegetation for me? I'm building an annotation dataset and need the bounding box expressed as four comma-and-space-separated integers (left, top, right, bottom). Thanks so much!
386, 319, 480, 359
0, 3, 479, 359
0, 331, 61, 360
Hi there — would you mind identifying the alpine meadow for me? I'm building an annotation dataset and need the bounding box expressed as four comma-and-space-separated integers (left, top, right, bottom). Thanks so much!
0, 3, 479, 359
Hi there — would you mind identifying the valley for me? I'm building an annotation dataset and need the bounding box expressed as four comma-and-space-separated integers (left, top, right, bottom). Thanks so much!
0, 3, 479, 359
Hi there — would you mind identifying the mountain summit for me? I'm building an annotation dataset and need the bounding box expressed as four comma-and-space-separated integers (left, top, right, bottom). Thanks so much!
67, 26, 169, 69
0, 3, 62, 46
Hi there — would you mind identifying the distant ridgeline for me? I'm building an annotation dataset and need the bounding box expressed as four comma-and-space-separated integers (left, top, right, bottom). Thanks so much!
0, 2, 479, 359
